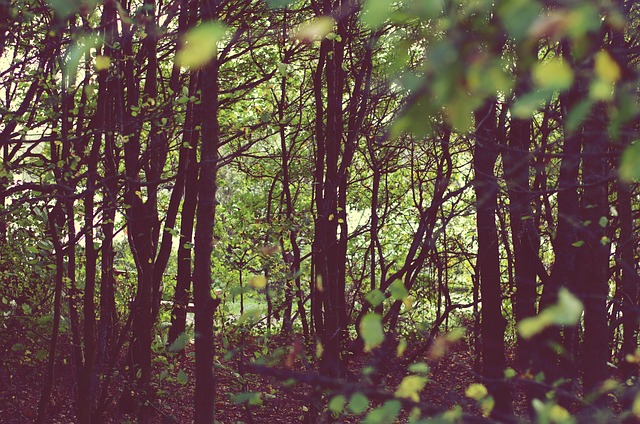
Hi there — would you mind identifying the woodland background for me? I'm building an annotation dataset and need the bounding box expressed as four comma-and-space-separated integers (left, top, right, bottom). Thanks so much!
1, 0, 640, 423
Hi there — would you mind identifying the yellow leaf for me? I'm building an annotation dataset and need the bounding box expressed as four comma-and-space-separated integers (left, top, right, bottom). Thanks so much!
249, 275, 267, 289
532, 59, 574, 91
465, 383, 488, 400
396, 339, 407, 357
95, 55, 110, 70
594, 50, 621, 83
590, 79, 614, 101
258, 245, 280, 255
176, 21, 228, 69
293, 16, 334, 43
549, 404, 570, 422
395, 376, 427, 402
480, 396, 495, 417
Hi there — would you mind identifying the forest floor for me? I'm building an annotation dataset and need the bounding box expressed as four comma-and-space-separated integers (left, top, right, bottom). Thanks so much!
1, 330, 515, 423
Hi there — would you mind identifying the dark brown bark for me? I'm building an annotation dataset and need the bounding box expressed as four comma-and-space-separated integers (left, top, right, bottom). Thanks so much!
612, 0, 638, 378
579, 102, 611, 394
168, 75, 200, 346
618, 179, 638, 376
502, 55, 541, 377
193, 1, 221, 422
35, 204, 65, 424
119, 2, 158, 419
312, 4, 347, 378
473, 99, 513, 419
542, 42, 583, 386
276, 21, 308, 337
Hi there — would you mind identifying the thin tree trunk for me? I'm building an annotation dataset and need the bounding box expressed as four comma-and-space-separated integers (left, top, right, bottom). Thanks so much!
473, 99, 513, 419
542, 41, 583, 386
35, 205, 65, 424
579, 102, 610, 394
193, 1, 221, 422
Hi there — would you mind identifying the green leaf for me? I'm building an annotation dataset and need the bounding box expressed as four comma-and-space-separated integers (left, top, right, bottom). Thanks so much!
396, 338, 407, 357
361, 0, 394, 29
277, 62, 288, 76
348, 392, 369, 414
360, 313, 385, 352
365, 289, 385, 307
176, 21, 228, 70
498, 0, 542, 41
589, 79, 614, 101
619, 141, 640, 181
550, 288, 584, 325
294, 17, 334, 43
565, 100, 594, 132
408, 362, 430, 374
511, 90, 549, 118
411, 0, 443, 19
168, 332, 190, 353
565, 4, 601, 39
265, 0, 295, 9
249, 275, 267, 289
328, 395, 346, 413
95, 55, 110, 71
231, 392, 263, 405
504, 368, 517, 379
517, 288, 583, 339
532, 59, 574, 92
389, 280, 408, 300
362, 400, 401, 424
48, 0, 96, 18
571, 240, 585, 247
445, 92, 481, 133
164, 226, 179, 236
64, 34, 102, 88
177, 370, 188, 385
594, 50, 621, 83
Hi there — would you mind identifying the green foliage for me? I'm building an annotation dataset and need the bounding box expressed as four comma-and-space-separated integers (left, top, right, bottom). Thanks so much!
47, 0, 96, 18
363, 400, 401, 423
619, 141, 640, 181
518, 288, 583, 339
360, 313, 385, 352
176, 21, 228, 70
3, 0, 640, 422
176, 370, 188, 385
360, 0, 394, 29
168, 332, 191, 353
395, 375, 428, 401
264, 0, 296, 9
231, 391, 263, 406
348, 392, 370, 414
64, 34, 102, 88
328, 394, 346, 413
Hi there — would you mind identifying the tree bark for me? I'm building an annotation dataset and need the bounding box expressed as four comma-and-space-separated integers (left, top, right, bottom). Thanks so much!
473, 99, 513, 419
193, 1, 221, 422
579, 102, 610, 394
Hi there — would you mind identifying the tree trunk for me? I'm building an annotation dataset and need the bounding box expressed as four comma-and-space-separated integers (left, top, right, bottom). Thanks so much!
473, 99, 513, 419
541, 41, 583, 386
579, 103, 610, 394
193, 1, 220, 422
